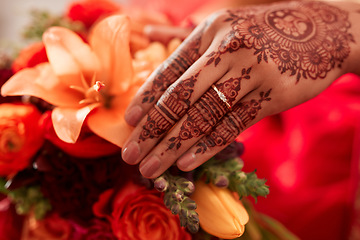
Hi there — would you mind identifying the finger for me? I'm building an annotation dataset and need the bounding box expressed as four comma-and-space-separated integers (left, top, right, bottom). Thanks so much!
122, 52, 231, 165
143, 25, 193, 44
136, 70, 256, 178
124, 21, 212, 127
176, 88, 273, 171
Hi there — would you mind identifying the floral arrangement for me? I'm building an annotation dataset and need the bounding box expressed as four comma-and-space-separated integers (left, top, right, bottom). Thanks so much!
0, 0, 299, 239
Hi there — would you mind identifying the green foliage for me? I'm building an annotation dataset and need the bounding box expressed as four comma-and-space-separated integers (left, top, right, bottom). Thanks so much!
22, 10, 84, 41
196, 157, 269, 201
0, 178, 51, 219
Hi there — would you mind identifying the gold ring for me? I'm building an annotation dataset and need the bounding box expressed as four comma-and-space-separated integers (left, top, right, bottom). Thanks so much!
211, 84, 232, 110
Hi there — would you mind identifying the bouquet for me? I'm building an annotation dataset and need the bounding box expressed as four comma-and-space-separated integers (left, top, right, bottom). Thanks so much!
0, 0, 299, 239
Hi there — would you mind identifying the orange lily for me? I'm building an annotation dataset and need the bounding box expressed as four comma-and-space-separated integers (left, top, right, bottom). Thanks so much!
1, 15, 145, 147
191, 181, 249, 239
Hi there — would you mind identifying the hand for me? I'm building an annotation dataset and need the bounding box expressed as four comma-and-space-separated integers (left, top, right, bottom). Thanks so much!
121, 0, 360, 178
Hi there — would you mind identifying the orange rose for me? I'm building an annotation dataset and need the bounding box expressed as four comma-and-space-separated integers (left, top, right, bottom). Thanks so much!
0, 103, 44, 177
93, 182, 191, 240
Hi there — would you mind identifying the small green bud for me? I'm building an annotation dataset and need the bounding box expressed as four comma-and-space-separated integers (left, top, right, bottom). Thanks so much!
237, 172, 247, 182
256, 185, 270, 197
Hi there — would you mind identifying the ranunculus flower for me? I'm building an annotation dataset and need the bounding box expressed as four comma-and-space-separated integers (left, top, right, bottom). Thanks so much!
11, 42, 48, 73
191, 181, 249, 239
1, 15, 143, 147
21, 212, 72, 240
93, 182, 191, 240
0, 103, 44, 177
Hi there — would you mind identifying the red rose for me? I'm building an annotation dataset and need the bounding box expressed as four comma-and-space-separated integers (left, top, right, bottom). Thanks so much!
81, 219, 117, 240
11, 42, 48, 73
93, 182, 191, 240
21, 212, 73, 240
41, 111, 121, 158
0, 103, 44, 177
66, 0, 121, 29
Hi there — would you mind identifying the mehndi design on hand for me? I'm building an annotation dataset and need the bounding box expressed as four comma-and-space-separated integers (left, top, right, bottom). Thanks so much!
195, 89, 272, 154
166, 68, 251, 151
207, 1, 354, 82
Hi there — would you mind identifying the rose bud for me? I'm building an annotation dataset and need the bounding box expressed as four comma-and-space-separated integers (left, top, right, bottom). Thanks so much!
191, 181, 249, 239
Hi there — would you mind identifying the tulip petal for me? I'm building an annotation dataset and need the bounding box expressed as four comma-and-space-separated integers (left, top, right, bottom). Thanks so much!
1, 63, 83, 107
89, 15, 133, 94
52, 104, 99, 143
193, 181, 249, 239
43, 27, 100, 86
86, 107, 133, 148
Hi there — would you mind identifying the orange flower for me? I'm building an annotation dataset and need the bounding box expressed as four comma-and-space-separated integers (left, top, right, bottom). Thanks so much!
1, 15, 147, 147
0, 103, 44, 177
191, 181, 249, 239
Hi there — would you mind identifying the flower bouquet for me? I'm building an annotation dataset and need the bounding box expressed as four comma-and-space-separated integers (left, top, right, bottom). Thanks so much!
0, 0, 299, 239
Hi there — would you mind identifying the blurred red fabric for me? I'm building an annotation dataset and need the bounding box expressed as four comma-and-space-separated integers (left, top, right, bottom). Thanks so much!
240, 73, 360, 239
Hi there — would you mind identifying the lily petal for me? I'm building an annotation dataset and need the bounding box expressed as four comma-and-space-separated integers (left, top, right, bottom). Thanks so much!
89, 15, 133, 94
43, 27, 100, 86
52, 103, 99, 143
86, 107, 133, 148
1, 63, 83, 107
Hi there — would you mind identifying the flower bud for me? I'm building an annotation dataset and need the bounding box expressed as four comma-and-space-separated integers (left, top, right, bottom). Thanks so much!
214, 174, 229, 188
192, 181, 249, 239
172, 190, 184, 202
154, 176, 169, 192
170, 202, 181, 215
183, 198, 197, 210
181, 180, 195, 195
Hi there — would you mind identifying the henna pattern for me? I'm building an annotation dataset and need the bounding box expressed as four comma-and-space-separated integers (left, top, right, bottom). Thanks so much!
141, 26, 205, 104
167, 68, 251, 151
139, 72, 199, 142
207, 2, 354, 82
195, 89, 272, 154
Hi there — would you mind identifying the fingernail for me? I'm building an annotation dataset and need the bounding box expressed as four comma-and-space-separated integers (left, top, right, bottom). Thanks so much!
125, 105, 143, 126
140, 155, 161, 178
177, 153, 196, 170
122, 141, 140, 164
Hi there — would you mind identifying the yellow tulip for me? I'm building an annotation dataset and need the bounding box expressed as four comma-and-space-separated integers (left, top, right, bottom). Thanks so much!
192, 181, 249, 239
